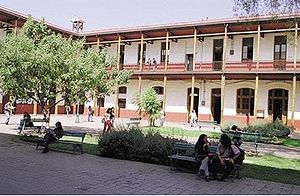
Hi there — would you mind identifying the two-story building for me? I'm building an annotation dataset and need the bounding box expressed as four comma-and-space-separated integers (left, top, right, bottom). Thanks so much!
0, 6, 300, 130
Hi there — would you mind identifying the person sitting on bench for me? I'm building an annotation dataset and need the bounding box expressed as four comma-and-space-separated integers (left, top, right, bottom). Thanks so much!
42, 121, 64, 153
210, 134, 240, 181
20, 112, 34, 127
195, 134, 211, 182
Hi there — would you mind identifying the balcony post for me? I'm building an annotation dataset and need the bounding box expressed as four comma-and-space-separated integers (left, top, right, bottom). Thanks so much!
193, 27, 197, 71
222, 24, 228, 72
254, 75, 259, 119
256, 24, 261, 70
164, 30, 169, 71
292, 76, 297, 126
294, 22, 298, 71
114, 35, 122, 117
220, 74, 225, 124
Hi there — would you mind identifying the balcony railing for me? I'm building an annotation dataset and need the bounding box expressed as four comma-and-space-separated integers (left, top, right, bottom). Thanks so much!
273, 60, 286, 70
121, 60, 299, 73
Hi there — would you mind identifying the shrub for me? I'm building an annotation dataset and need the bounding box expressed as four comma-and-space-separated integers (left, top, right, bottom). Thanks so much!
242, 119, 292, 138
98, 127, 183, 165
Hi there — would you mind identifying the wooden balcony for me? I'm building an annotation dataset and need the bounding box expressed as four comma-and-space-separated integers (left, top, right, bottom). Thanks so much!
121, 60, 300, 73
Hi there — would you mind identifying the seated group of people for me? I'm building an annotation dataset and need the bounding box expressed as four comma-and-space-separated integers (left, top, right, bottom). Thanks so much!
195, 133, 245, 182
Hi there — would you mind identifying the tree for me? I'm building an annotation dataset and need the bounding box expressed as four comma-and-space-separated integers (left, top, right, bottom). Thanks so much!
135, 88, 161, 126
233, 0, 300, 17
0, 17, 132, 119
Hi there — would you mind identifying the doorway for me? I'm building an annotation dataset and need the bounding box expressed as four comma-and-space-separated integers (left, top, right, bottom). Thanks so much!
185, 54, 193, 71
268, 89, 288, 122
211, 88, 221, 124
187, 87, 199, 115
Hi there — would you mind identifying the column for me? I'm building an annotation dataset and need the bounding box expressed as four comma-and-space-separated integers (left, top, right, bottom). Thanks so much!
54, 95, 59, 114
162, 31, 169, 112
292, 76, 297, 126
190, 76, 195, 114
14, 20, 18, 34
220, 75, 225, 124
138, 34, 144, 97
33, 93, 38, 115
114, 35, 121, 117
256, 24, 261, 70
93, 37, 101, 115
163, 76, 167, 112
222, 24, 228, 71
254, 75, 259, 118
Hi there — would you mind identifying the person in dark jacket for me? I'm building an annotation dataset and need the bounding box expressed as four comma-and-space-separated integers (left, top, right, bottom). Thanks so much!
195, 134, 210, 182
42, 121, 64, 153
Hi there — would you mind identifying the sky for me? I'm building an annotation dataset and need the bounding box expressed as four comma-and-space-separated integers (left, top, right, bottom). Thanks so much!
0, 0, 234, 31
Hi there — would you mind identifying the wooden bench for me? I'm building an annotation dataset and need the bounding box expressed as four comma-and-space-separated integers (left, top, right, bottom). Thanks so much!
198, 120, 218, 131
36, 131, 87, 154
225, 130, 262, 154
18, 118, 49, 134
126, 117, 142, 128
168, 142, 217, 170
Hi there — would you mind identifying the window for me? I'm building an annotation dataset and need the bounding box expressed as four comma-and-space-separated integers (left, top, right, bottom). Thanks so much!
274, 36, 287, 60
119, 45, 125, 65
160, 42, 170, 63
236, 88, 254, 115
213, 39, 223, 70
137, 43, 146, 65
153, 86, 164, 95
242, 37, 253, 60
118, 86, 127, 94
118, 98, 126, 108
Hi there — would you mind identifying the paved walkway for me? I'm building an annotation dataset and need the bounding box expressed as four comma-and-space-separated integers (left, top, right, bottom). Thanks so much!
0, 114, 300, 194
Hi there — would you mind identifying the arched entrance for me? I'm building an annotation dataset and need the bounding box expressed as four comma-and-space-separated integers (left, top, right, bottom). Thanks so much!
268, 89, 288, 123
187, 87, 200, 115
211, 88, 221, 124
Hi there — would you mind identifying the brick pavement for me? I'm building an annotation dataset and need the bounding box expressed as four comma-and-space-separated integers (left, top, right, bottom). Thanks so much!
0, 114, 300, 194
0, 133, 299, 195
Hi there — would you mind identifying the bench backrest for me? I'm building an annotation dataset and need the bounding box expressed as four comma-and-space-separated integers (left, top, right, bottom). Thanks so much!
31, 118, 48, 122
63, 131, 86, 143
198, 120, 217, 125
226, 131, 262, 142
173, 142, 217, 156
130, 117, 142, 121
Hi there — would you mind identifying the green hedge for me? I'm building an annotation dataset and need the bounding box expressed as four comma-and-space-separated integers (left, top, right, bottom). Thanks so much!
223, 120, 292, 138
98, 128, 184, 165
242, 120, 292, 138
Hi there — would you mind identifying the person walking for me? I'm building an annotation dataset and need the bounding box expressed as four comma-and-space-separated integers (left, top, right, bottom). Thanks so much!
102, 108, 112, 134
190, 110, 197, 127
4, 101, 13, 125
87, 106, 94, 122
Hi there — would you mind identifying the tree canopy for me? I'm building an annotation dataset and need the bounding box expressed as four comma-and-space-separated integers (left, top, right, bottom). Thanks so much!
233, 0, 300, 17
0, 17, 132, 115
